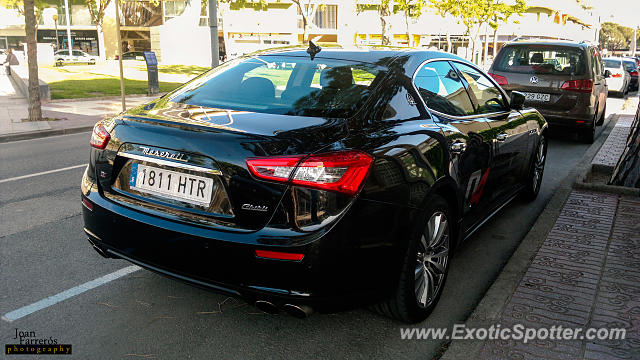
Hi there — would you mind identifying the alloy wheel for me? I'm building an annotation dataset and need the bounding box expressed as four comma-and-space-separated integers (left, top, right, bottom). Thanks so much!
414, 212, 450, 309
532, 139, 546, 193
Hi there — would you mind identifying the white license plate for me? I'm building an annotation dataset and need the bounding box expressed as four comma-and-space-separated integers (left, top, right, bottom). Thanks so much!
523, 92, 551, 102
129, 163, 214, 206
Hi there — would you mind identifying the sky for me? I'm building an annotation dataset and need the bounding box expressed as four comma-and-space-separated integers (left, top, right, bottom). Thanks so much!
589, 0, 640, 28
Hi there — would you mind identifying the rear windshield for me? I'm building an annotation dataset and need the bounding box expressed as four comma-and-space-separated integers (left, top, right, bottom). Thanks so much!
168, 55, 384, 118
623, 61, 637, 71
603, 59, 621, 68
493, 45, 586, 75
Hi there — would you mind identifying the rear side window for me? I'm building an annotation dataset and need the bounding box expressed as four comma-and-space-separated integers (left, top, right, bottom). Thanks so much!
603, 59, 621, 68
413, 61, 474, 117
494, 45, 586, 76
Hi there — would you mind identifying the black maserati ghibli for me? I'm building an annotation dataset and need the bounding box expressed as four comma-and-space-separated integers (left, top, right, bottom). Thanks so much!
81, 46, 547, 323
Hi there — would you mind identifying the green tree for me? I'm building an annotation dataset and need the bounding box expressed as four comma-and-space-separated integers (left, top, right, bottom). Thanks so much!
600, 22, 628, 51
489, 0, 526, 57
0, 0, 46, 26
394, 0, 426, 47
289, 0, 326, 43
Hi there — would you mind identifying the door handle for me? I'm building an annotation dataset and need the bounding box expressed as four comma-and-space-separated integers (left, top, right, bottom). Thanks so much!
450, 141, 466, 154
496, 133, 509, 142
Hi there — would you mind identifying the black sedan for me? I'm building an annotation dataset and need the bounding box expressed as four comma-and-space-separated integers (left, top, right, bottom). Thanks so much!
82, 46, 547, 323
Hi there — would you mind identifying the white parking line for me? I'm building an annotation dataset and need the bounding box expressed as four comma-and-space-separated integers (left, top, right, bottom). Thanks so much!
0, 164, 87, 184
2, 266, 141, 322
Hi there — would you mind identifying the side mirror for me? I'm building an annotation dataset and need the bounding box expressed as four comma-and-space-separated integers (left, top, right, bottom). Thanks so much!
510, 91, 526, 110
604, 70, 611, 78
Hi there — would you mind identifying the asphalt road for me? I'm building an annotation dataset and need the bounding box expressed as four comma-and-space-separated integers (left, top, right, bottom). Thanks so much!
1, 94, 637, 360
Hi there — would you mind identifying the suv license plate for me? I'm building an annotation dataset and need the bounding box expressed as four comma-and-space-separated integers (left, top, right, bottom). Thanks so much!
129, 163, 213, 206
524, 92, 550, 102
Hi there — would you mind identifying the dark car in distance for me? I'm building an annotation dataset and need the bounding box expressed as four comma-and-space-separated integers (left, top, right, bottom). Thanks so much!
82, 47, 548, 323
489, 40, 608, 143
623, 58, 639, 92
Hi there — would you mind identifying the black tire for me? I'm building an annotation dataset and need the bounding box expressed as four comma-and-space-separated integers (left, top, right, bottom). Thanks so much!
521, 135, 547, 201
580, 122, 595, 144
372, 195, 452, 323
596, 104, 606, 126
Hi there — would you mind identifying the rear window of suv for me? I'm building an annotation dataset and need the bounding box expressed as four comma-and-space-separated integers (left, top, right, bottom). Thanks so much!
623, 61, 637, 71
493, 45, 586, 76
603, 59, 621, 68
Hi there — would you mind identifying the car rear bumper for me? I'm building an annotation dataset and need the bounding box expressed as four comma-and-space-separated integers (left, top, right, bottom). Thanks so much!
536, 108, 596, 130
81, 177, 408, 310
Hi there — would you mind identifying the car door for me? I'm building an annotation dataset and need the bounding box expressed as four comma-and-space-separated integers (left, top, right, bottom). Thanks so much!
591, 47, 607, 115
413, 60, 494, 231
453, 61, 530, 202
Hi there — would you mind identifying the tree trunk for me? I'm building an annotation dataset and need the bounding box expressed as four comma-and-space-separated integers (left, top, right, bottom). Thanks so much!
446, 30, 451, 53
483, 23, 488, 68
96, 24, 105, 60
492, 26, 498, 58
380, 4, 391, 45
24, 0, 42, 122
302, 16, 308, 43
405, 12, 410, 47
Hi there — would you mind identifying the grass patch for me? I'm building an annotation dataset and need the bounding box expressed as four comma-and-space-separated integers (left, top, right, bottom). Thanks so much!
49, 77, 183, 99
137, 64, 211, 76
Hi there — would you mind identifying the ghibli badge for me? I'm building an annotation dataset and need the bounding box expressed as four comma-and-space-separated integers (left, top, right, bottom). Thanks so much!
242, 204, 269, 212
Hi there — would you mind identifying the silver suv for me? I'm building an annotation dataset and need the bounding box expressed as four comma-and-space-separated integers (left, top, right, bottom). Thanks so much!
488, 40, 609, 143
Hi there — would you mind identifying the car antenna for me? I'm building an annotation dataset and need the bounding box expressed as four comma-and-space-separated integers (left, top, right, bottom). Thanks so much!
307, 41, 321, 60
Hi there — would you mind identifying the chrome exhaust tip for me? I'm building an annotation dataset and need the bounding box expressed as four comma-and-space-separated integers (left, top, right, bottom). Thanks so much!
87, 238, 110, 258
282, 304, 314, 319
254, 300, 279, 314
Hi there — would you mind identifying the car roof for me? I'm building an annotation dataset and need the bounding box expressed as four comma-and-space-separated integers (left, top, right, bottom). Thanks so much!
248, 46, 465, 67
504, 40, 589, 48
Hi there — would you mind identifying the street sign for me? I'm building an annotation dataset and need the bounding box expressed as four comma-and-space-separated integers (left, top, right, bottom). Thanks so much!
143, 51, 159, 96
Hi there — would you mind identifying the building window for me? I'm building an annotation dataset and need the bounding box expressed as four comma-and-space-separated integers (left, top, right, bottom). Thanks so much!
164, 0, 187, 22
313, 5, 337, 29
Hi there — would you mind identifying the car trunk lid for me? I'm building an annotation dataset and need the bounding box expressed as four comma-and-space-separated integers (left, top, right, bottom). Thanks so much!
100, 100, 349, 231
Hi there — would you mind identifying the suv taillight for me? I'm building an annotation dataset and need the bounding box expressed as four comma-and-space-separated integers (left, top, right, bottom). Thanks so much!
89, 123, 110, 149
246, 150, 373, 196
561, 79, 593, 93
488, 73, 508, 86
630, 71, 639, 77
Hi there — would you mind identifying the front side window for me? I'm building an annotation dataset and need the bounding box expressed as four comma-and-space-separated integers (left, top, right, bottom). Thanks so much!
413, 61, 474, 117
72, 50, 84, 56
169, 56, 384, 119
454, 62, 508, 114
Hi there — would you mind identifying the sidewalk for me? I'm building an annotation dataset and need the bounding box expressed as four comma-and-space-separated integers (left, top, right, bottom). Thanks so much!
0, 72, 157, 141
442, 114, 640, 359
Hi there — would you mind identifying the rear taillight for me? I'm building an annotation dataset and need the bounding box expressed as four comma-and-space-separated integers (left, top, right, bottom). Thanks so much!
246, 150, 373, 196
488, 73, 508, 86
611, 73, 622, 78
89, 123, 110, 149
630, 71, 639, 76
561, 79, 593, 93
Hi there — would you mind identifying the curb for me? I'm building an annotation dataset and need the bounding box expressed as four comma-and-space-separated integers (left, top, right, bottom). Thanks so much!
0, 125, 94, 143
439, 114, 619, 360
